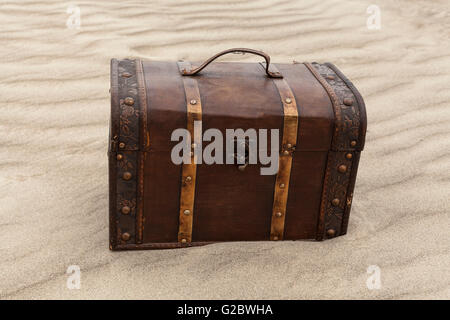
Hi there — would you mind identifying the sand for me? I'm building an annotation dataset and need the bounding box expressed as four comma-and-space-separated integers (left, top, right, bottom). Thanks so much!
0, 0, 449, 299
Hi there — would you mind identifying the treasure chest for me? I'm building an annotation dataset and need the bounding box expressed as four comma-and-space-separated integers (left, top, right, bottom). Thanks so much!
108, 48, 366, 250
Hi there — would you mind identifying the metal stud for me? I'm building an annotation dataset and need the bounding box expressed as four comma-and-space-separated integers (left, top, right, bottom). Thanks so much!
331, 198, 340, 206
286, 143, 292, 149
350, 140, 357, 147
121, 206, 131, 214
285, 97, 292, 104
338, 165, 347, 173
121, 232, 130, 241
181, 238, 187, 243
116, 154, 123, 161
123, 171, 132, 180
326, 229, 336, 237
119, 142, 125, 149
183, 209, 191, 216
190, 99, 197, 105
283, 150, 289, 156
343, 98, 353, 106
124, 97, 134, 106
346, 153, 353, 160
190, 151, 194, 157
121, 72, 132, 78
238, 164, 247, 172
185, 176, 192, 182
279, 183, 285, 189
275, 212, 282, 217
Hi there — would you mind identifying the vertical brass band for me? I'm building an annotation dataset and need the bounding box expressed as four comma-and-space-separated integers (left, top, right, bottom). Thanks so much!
269, 65, 299, 241
177, 61, 202, 243
135, 60, 147, 244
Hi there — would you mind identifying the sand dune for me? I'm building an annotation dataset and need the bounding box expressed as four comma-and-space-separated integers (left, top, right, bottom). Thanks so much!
0, 0, 449, 299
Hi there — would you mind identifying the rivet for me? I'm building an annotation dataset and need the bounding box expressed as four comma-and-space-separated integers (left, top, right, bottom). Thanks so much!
116, 154, 123, 161
326, 75, 335, 80
346, 153, 353, 159
283, 150, 289, 156
119, 142, 125, 149
190, 151, 194, 157
185, 176, 192, 182
237, 164, 247, 171
121, 206, 131, 214
190, 99, 197, 105
338, 165, 347, 173
331, 198, 340, 206
181, 238, 187, 243
286, 143, 292, 149
183, 209, 191, 216
326, 229, 336, 237
123, 171, 132, 180
273, 236, 279, 241
275, 212, 282, 217
121, 232, 130, 241
350, 140, 357, 147
121, 72, 132, 78
191, 143, 197, 149
285, 97, 292, 104
343, 98, 353, 106
124, 97, 134, 106
279, 183, 285, 189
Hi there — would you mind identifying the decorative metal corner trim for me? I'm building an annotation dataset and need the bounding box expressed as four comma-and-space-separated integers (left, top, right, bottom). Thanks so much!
304, 62, 361, 239
176, 61, 202, 244
267, 64, 299, 241
117, 60, 140, 151
114, 59, 142, 245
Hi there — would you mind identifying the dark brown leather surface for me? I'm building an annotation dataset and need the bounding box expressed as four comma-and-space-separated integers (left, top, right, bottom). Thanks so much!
140, 61, 333, 243
142, 61, 334, 151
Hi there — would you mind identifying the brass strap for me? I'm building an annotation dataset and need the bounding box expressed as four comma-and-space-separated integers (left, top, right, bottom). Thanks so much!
176, 61, 202, 243
267, 64, 299, 241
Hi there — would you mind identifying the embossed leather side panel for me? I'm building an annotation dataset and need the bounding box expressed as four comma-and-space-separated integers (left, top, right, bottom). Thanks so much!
305, 62, 366, 239
109, 59, 141, 248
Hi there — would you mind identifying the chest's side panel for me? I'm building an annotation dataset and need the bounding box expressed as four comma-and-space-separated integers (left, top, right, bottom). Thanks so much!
305, 62, 367, 240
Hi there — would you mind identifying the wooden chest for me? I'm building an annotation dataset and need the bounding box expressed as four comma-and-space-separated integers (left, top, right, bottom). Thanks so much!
108, 48, 367, 250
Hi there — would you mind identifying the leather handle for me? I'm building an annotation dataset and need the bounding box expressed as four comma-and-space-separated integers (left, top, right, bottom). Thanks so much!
180, 48, 283, 78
